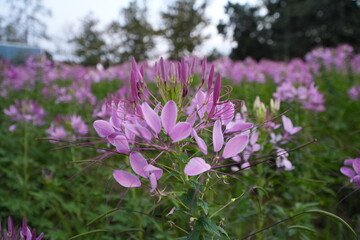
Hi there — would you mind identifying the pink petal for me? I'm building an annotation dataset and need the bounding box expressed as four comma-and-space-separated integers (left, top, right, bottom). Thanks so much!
124, 123, 153, 140
161, 100, 177, 134
344, 159, 354, 165
352, 159, 360, 175
291, 126, 302, 135
225, 122, 253, 133
129, 152, 148, 178
144, 164, 163, 180
222, 134, 249, 159
191, 129, 207, 155
184, 157, 211, 176
148, 172, 158, 191
169, 122, 191, 142
250, 131, 259, 145
352, 175, 360, 186
110, 135, 130, 153
213, 73, 221, 104
113, 170, 141, 188
93, 120, 114, 137
282, 115, 293, 133
187, 113, 197, 127
341, 167, 355, 178
213, 120, 224, 152
141, 102, 161, 134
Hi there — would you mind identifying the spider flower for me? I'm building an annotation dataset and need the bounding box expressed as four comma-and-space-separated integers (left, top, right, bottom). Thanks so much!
340, 158, 360, 187
3, 100, 46, 131
0, 216, 44, 240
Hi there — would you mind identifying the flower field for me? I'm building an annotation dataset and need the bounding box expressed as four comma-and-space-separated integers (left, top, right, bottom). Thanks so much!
1, 45, 360, 239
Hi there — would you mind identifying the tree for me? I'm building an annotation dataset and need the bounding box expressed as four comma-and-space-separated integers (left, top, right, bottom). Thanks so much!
105, 0, 156, 63
218, 0, 360, 60
217, 3, 272, 60
265, 0, 360, 59
119, 0, 155, 62
161, 0, 209, 60
0, 0, 51, 44
70, 15, 106, 66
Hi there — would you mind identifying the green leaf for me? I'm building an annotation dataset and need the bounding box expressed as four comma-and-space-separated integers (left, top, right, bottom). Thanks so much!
180, 189, 198, 211
69, 229, 108, 239
87, 208, 119, 225
198, 199, 209, 215
196, 215, 220, 237
288, 225, 316, 233
304, 209, 358, 239
196, 215, 229, 238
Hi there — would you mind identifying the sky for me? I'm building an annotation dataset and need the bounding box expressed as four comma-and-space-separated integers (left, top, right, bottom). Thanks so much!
1, 0, 259, 60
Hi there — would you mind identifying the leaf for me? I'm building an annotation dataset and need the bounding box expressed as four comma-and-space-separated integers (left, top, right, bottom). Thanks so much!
196, 215, 220, 237
198, 199, 209, 215
69, 229, 108, 239
180, 189, 197, 211
195, 215, 229, 238
304, 209, 358, 238
288, 225, 316, 233
88, 208, 119, 225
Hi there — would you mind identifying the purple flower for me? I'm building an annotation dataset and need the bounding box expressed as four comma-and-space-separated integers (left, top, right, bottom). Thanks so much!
184, 120, 250, 176
113, 152, 163, 191
46, 115, 88, 141
3, 100, 46, 131
340, 158, 360, 187
276, 148, 294, 171
0, 216, 44, 240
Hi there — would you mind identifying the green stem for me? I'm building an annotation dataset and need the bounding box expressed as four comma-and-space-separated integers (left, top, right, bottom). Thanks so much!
23, 123, 29, 197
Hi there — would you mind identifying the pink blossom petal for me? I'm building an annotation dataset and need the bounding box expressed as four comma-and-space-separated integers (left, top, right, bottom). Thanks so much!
113, 170, 141, 188
213, 120, 224, 152
225, 122, 253, 133
148, 172, 158, 191
344, 159, 354, 165
187, 113, 197, 127
144, 164, 163, 180
161, 100, 177, 134
169, 122, 191, 142
111, 135, 130, 153
124, 123, 153, 140
341, 167, 355, 178
352, 175, 360, 186
291, 126, 302, 135
191, 129, 207, 155
252, 144, 261, 152
125, 127, 135, 143
141, 102, 161, 134
282, 115, 293, 133
129, 152, 148, 178
222, 134, 249, 159
352, 159, 360, 175
184, 157, 211, 176
93, 120, 114, 137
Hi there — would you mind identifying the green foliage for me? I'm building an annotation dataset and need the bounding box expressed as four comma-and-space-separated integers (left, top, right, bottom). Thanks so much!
219, 0, 360, 60
1, 67, 359, 239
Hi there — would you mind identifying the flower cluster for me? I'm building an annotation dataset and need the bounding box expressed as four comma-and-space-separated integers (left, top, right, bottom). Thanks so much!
3, 100, 46, 131
46, 114, 88, 141
347, 85, 360, 101
340, 158, 360, 187
0, 217, 44, 240
92, 57, 254, 192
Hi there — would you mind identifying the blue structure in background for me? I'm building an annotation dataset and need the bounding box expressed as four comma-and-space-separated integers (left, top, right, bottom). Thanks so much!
0, 42, 42, 63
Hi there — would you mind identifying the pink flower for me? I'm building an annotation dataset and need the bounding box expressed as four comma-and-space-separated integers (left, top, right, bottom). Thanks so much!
340, 158, 360, 187
113, 152, 163, 191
